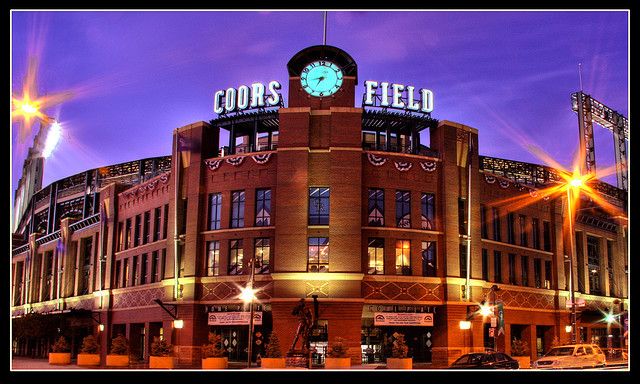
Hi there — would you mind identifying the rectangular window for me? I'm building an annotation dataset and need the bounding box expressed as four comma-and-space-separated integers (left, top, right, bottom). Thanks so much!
459, 243, 468, 278
544, 260, 552, 289
367, 189, 384, 226
42, 251, 54, 301
254, 238, 271, 274
367, 238, 384, 275
162, 204, 169, 239
395, 240, 411, 275
519, 215, 527, 247
160, 249, 166, 280
309, 187, 330, 225
79, 238, 92, 295
482, 249, 489, 281
607, 240, 615, 296
151, 251, 158, 283
123, 258, 130, 288
507, 213, 515, 244
308, 237, 329, 272
230, 191, 245, 228
508, 253, 517, 285
134, 214, 141, 247
492, 208, 501, 242
255, 189, 272, 226
493, 251, 502, 283
143, 211, 151, 245
532, 218, 540, 250
458, 198, 467, 235
534, 258, 542, 288
125, 218, 132, 250
208, 193, 222, 230
14, 262, 24, 306
542, 221, 551, 252
422, 241, 436, 277
141, 253, 148, 285
115, 260, 121, 288
132, 255, 139, 286
229, 239, 244, 275
117, 221, 124, 251
587, 236, 601, 295
480, 205, 488, 239
521, 256, 529, 287
153, 207, 161, 242
421, 193, 435, 230
206, 241, 220, 276
395, 191, 411, 228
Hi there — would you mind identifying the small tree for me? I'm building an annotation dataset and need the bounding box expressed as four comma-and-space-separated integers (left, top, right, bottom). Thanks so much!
511, 337, 529, 356
150, 337, 173, 357
327, 337, 349, 358
265, 332, 283, 358
110, 334, 129, 355
80, 335, 100, 354
391, 332, 408, 358
202, 332, 225, 358
52, 336, 70, 353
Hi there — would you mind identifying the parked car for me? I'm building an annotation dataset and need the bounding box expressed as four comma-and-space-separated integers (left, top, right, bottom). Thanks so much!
532, 344, 606, 369
449, 351, 520, 369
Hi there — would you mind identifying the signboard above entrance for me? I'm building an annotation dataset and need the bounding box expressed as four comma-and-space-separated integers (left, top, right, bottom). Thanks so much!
373, 312, 434, 326
207, 311, 263, 325
363, 80, 434, 113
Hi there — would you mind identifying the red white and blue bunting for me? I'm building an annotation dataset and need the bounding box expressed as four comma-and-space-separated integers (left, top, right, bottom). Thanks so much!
499, 180, 510, 189
419, 161, 437, 172
394, 161, 413, 172
252, 153, 272, 164
159, 174, 170, 184
484, 175, 496, 184
367, 153, 387, 167
529, 189, 538, 198
204, 159, 223, 171
225, 156, 245, 166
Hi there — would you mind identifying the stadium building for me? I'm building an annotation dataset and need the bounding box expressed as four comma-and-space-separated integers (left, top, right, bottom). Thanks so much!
11, 45, 628, 368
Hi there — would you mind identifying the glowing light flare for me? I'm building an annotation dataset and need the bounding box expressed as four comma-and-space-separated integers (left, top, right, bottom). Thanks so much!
565, 325, 573, 333
479, 303, 493, 317
173, 319, 184, 329
42, 121, 62, 158
239, 285, 257, 302
459, 321, 472, 330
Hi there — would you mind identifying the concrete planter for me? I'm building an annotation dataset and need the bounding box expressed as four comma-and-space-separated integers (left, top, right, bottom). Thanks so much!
48, 352, 71, 365
77, 353, 100, 366
149, 356, 175, 369
386, 357, 412, 369
202, 357, 228, 369
106, 354, 130, 367
324, 357, 351, 369
261, 357, 286, 368
513, 356, 531, 369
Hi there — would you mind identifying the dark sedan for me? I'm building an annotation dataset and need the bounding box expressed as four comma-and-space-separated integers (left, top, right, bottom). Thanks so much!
449, 351, 520, 369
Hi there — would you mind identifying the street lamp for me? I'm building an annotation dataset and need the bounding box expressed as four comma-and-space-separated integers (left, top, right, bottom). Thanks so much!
239, 256, 257, 368
565, 176, 583, 344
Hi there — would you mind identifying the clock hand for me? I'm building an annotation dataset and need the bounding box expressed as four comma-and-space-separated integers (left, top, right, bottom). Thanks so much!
316, 76, 325, 86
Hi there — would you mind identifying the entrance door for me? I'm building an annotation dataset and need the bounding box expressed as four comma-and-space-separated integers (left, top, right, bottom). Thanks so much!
129, 323, 145, 361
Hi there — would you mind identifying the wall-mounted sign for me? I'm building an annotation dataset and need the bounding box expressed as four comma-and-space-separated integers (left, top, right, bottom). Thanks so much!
207, 311, 263, 325
214, 81, 282, 115
373, 312, 434, 326
363, 80, 434, 113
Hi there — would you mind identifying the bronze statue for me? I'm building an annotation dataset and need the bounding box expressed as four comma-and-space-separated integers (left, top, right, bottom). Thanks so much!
288, 298, 313, 354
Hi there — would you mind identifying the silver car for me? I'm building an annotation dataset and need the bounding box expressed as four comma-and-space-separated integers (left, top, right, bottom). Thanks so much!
532, 344, 606, 369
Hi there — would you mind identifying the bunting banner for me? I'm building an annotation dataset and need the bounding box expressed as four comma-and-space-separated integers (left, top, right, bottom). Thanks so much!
160, 174, 170, 184
252, 153, 272, 164
367, 153, 387, 166
529, 189, 538, 198
484, 175, 496, 184
499, 180, 510, 189
394, 161, 413, 172
225, 156, 245, 166
204, 159, 223, 171
419, 161, 437, 172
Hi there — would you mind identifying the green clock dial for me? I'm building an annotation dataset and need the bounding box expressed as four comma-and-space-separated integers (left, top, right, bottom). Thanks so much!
300, 60, 343, 97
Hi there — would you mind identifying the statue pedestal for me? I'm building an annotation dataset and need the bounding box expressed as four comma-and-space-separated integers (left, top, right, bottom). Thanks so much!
286, 351, 309, 368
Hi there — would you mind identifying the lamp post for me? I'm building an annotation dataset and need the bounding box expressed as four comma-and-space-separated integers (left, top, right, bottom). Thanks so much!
565, 178, 582, 344
240, 256, 257, 368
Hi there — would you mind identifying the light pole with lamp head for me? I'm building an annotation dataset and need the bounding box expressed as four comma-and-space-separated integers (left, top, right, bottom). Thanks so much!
565, 177, 582, 344
239, 255, 257, 368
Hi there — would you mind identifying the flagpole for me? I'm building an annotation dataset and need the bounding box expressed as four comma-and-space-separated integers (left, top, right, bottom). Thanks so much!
173, 131, 181, 300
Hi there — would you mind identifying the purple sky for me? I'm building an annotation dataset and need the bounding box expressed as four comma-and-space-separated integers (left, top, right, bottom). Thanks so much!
11, 11, 629, 204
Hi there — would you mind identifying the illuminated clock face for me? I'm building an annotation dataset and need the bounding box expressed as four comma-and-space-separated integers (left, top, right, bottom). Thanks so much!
300, 60, 343, 97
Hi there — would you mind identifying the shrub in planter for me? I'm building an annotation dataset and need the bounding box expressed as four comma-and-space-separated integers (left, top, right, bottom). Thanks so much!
511, 337, 531, 369
202, 332, 227, 369
325, 337, 351, 369
261, 332, 285, 369
49, 336, 71, 365
386, 332, 412, 369
77, 335, 101, 366
106, 334, 130, 367
149, 337, 174, 369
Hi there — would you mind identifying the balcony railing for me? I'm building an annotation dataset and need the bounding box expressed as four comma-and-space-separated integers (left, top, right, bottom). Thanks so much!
363, 143, 438, 158
220, 143, 278, 156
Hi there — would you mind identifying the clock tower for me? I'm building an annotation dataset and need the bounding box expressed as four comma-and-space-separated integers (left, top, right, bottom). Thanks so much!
272, 45, 364, 355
